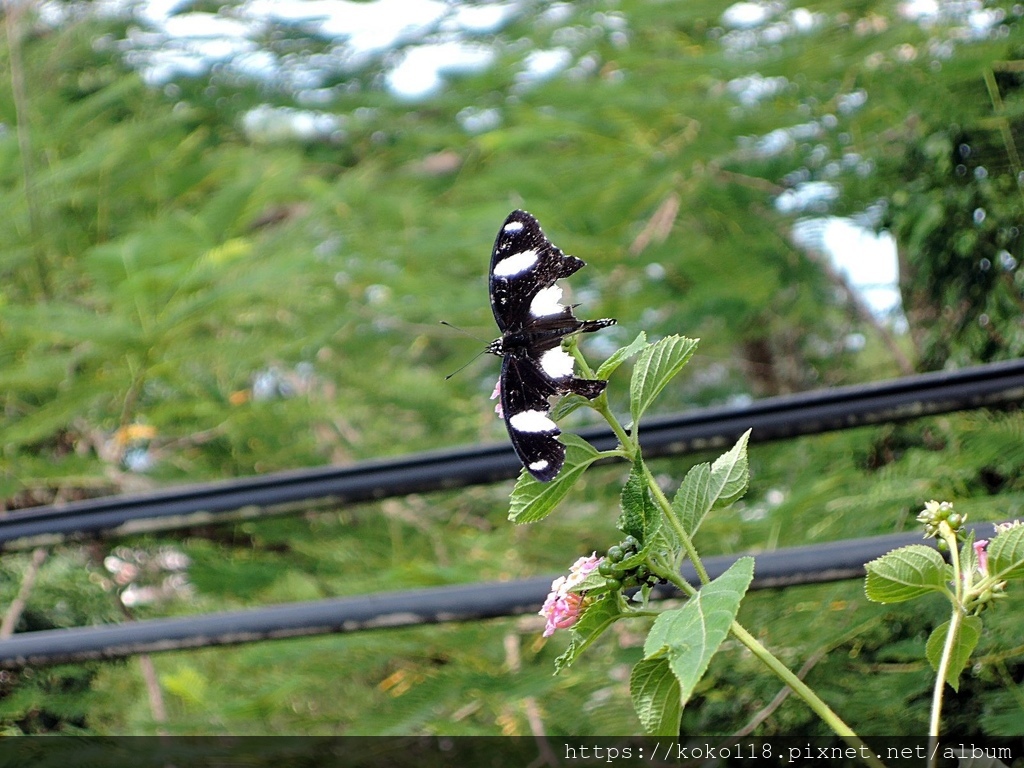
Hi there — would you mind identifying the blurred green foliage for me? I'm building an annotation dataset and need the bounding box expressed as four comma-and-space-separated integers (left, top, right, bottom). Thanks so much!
1, 0, 1024, 738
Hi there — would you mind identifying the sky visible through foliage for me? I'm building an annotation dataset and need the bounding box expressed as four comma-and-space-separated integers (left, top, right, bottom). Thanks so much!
89, 0, 911, 317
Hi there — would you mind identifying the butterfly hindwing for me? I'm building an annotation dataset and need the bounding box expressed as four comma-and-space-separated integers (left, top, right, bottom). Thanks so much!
499, 354, 565, 483
486, 210, 616, 482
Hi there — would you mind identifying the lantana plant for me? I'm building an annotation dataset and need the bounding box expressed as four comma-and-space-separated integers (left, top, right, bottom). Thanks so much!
866, 503, 1024, 749
510, 332, 879, 758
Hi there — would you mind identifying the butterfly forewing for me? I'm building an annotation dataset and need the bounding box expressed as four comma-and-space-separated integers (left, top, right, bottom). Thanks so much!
486, 209, 616, 482
489, 209, 585, 334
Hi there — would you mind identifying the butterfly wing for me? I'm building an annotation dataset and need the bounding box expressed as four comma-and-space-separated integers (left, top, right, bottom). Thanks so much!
498, 338, 610, 482
498, 353, 564, 482
489, 210, 585, 334
487, 209, 615, 482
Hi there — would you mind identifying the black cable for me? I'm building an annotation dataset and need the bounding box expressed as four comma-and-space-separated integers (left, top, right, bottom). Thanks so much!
0, 530, 932, 668
2, 358, 1023, 549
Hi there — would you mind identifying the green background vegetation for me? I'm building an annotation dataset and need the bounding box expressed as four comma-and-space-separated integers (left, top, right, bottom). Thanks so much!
1, 0, 1024, 737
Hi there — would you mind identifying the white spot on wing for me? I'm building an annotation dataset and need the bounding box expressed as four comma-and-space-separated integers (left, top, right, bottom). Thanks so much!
530, 285, 564, 317
493, 248, 538, 277
503, 220, 525, 232
509, 409, 558, 433
529, 459, 549, 471
540, 347, 575, 379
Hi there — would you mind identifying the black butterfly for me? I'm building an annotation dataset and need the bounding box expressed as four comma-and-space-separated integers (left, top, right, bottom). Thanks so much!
486, 209, 616, 482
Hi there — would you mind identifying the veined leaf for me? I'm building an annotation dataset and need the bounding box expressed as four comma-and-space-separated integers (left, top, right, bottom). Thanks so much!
630, 657, 682, 736
554, 593, 621, 673
629, 335, 698, 426
596, 331, 647, 380
643, 557, 754, 711
673, 430, 751, 536
508, 434, 601, 524
618, 456, 659, 542
864, 545, 950, 603
986, 525, 1024, 580
709, 430, 751, 506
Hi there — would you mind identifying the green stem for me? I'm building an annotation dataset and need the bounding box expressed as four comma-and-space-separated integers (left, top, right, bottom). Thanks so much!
578, 355, 706, 582
569, 342, 637, 456
729, 622, 887, 768
641, 461, 710, 584
928, 524, 965, 765
928, 607, 961, 767
592, 395, 636, 457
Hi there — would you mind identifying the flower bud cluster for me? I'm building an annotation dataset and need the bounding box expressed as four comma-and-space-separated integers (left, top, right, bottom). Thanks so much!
598, 535, 666, 591
917, 500, 965, 541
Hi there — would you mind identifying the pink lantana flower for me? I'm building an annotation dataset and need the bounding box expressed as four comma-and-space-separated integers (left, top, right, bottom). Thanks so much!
540, 553, 602, 637
974, 539, 989, 578
490, 380, 503, 418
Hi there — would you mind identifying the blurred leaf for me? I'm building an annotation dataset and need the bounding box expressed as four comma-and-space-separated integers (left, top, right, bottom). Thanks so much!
987, 525, 1024, 581
925, 616, 982, 693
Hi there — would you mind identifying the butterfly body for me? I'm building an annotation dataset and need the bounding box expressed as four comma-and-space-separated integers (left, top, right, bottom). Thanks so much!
487, 209, 615, 482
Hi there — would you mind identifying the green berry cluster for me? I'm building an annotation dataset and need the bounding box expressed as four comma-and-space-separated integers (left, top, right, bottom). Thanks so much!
917, 500, 965, 543
597, 536, 666, 591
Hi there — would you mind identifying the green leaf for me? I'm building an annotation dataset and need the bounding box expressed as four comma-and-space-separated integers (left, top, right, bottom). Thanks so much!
986, 525, 1024, 580
554, 593, 621, 673
508, 435, 601, 524
673, 463, 711, 537
618, 456, 659, 542
643, 557, 753, 710
959, 531, 978, 578
549, 392, 592, 422
629, 335, 699, 426
596, 331, 647, 380
925, 616, 982, 692
672, 430, 751, 536
630, 657, 682, 736
709, 430, 751, 506
569, 569, 610, 594
864, 545, 950, 603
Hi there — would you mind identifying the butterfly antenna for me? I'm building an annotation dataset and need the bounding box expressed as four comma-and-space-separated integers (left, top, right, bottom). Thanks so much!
444, 348, 487, 380
439, 320, 486, 342
440, 322, 491, 380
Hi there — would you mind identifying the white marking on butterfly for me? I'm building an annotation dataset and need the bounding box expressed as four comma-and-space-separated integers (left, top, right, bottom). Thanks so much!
530, 284, 565, 317
503, 220, 525, 232
539, 347, 575, 379
493, 248, 538, 276
509, 409, 558, 433
529, 459, 549, 471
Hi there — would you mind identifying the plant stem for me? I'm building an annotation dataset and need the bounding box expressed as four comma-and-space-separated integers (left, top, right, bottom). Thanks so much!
729, 621, 887, 768
569, 343, 637, 455
593, 395, 636, 457
641, 461, 709, 584
928, 607, 961, 767
928, 523, 965, 765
